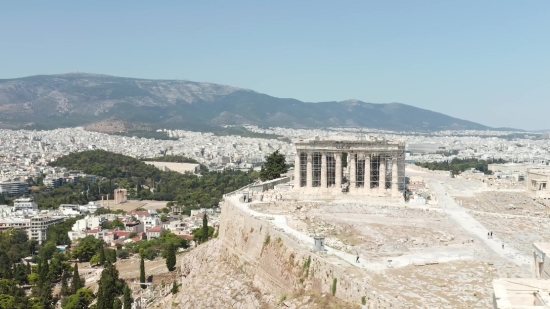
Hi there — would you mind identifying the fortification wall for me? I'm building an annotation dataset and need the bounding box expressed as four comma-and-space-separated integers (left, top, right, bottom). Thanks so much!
217, 197, 405, 309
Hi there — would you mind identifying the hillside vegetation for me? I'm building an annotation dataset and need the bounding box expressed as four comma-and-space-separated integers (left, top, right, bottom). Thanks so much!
415, 158, 506, 175
46, 150, 257, 210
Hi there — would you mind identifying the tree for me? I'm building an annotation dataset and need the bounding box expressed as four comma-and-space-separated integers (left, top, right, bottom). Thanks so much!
28, 273, 39, 285
160, 214, 168, 222
105, 249, 117, 264
89, 254, 100, 267
123, 285, 132, 309
62, 288, 94, 309
113, 298, 122, 309
202, 214, 208, 243
96, 263, 122, 309
165, 245, 176, 271
38, 259, 50, 287
0, 294, 15, 309
0, 279, 29, 309
139, 256, 146, 289
192, 226, 214, 242
14, 263, 28, 285
117, 250, 129, 260
60, 271, 70, 296
48, 253, 64, 280
39, 279, 54, 309
102, 220, 125, 230
72, 236, 103, 262
99, 245, 105, 266
72, 263, 82, 294
35, 259, 54, 309
171, 281, 178, 294
259, 150, 288, 181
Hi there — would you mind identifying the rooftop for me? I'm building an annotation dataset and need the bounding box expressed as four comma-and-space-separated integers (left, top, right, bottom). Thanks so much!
535, 243, 550, 257
147, 225, 162, 232
493, 278, 550, 308
127, 211, 150, 216
528, 168, 550, 175
294, 135, 405, 144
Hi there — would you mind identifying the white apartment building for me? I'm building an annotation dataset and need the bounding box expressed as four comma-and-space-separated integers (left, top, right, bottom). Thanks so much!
127, 210, 157, 223
125, 221, 144, 233
84, 202, 103, 214
60, 204, 89, 217
13, 198, 38, 212
0, 218, 30, 231
190, 208, 215, 216
71, 216, 103, 232
29, 215, 64, 244
143, 217, 161, 230
146, 225, 163, 239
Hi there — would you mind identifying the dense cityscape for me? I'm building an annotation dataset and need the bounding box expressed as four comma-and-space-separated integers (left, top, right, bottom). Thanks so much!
1, 126, 549, 186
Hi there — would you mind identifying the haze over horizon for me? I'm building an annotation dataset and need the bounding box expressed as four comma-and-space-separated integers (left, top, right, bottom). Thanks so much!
1, 1, 549, 130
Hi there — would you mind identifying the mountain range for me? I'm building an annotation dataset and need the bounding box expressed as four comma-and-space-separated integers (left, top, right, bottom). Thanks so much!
0, 73, 493, 131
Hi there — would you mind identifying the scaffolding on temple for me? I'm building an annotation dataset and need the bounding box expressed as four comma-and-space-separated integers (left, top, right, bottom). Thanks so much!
370, 155, 380, 188
312, 152, 322, 187
326, 155, 335, 187
293, 135, 407, 197
356, 156, 365, 187
299, 153, 307, 187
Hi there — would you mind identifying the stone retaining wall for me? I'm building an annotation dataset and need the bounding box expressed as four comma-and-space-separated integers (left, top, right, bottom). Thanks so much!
217, 198, 406, 308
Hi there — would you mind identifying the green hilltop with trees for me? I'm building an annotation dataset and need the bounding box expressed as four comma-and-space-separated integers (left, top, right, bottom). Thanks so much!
415, 158, 506, 175
38, 149, 259, 213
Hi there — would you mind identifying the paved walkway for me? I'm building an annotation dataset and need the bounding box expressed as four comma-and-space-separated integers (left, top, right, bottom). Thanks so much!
228, 195, 472, 272
429, 180, 531, 269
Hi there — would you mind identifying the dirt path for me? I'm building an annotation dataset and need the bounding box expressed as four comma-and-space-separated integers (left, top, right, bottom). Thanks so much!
429, 179, 531, 270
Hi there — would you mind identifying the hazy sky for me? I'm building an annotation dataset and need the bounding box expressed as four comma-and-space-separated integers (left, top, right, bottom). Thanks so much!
1, 1, 549, 130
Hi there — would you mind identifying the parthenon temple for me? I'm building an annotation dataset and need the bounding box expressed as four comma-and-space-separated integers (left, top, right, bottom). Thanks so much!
293, 136, 406, 198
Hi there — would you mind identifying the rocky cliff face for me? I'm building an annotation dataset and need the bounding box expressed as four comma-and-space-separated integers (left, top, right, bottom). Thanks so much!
148, 198, 406, 309
0, 73, 491, 131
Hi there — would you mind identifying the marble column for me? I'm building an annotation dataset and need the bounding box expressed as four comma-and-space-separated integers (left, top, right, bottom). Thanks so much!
335, 152, 342, 189
349, 153, 356, 188
379, 155, 386, 190
364, 153, 371, 192
306, 152, 313, 188
294, 152, 301, 188
321, 152, 327, 188
391, 157, 399, 197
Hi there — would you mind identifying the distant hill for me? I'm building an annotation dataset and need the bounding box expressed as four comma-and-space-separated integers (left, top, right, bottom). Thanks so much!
0, 73, 493, 131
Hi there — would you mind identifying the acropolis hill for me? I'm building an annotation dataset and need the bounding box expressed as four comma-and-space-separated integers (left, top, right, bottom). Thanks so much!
140, 135, 545, 309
